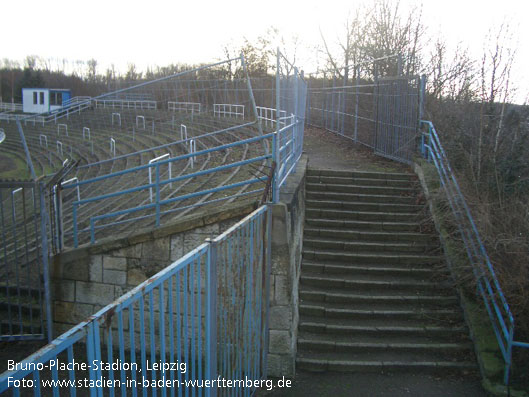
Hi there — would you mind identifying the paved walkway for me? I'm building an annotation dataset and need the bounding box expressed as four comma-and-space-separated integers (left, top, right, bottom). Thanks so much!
256, 127, 488, 397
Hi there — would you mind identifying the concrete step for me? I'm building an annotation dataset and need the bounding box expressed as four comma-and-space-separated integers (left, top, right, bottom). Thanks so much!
304, 227, 437, 244
306, 199, 424, 213
306, 169, 415, 181
299, 304, 463, 322
302, 261, 447, 279
298, 319, 468, 339
303, 249, 442, 266
306, 208, 421, 222
306, 175, 416, 188
306, 190, 417, 205
297, 344, 473, 366
305, 218, 423, 232
307, 182, 418, 196
299, 286, 459, 308
300, 274, 453, 294
303, 238, 435, 254
296, 356, 477, 374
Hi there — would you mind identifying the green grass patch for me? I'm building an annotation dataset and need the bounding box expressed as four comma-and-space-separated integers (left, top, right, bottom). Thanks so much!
0, 151, 31, 179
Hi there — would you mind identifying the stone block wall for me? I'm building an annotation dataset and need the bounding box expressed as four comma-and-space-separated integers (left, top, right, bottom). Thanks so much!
51, 203, 255, 335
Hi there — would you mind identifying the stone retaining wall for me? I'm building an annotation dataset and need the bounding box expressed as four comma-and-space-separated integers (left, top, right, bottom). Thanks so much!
51, 202, 256, 336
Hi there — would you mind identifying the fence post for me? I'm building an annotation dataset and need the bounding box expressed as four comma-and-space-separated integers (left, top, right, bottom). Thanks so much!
39, 182, 54, 342
155, 163, 161, 226
273, 48, 281, 203
354, 66, 360, 142
262, 205, 272, 379
418, 74, 427, 123
293, 67, 299, 165
205, 239, 218, 397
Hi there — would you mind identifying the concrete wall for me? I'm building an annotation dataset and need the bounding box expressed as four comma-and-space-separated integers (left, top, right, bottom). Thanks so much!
268, 155, 307, 377
51, 202, 256, 336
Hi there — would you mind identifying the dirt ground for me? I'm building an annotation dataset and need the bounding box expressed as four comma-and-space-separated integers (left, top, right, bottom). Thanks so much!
302, 127, 411, 172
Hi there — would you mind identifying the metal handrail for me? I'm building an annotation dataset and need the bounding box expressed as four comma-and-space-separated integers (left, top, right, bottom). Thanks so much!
420, 119, 529, 385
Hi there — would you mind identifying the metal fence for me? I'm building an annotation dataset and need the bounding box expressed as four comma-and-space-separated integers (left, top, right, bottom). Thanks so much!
421, 120, 529, 385
306, 62, 424, 164
0, 205, 271, 396
0, 181, 53, 342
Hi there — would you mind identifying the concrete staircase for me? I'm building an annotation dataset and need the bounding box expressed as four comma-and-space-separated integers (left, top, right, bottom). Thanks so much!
296, 168, 477, 373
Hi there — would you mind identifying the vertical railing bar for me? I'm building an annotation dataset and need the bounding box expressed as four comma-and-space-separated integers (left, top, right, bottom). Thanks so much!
32, 186, 45, 337
93, 319, 103, 397
32, 368, 41, 397
107, 325, 115, 397
10, 191, 23, 335
0, 191, 14, 336
159, 283, 167, 397
21, 188, 34, 335
168, 276, 176, 397
117, 311, 126, 397
66, 345, 76, 397
149, 290, 157, 396
197, 254, 202, 393
139, 295, 148, 397
183, 266, 189, 397
176, 272, 183, 397
190, 258, 196, 397
129, 305, 137, 397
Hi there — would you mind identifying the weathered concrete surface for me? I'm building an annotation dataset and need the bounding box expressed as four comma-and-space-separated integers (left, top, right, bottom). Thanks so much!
268, 154, 308, 377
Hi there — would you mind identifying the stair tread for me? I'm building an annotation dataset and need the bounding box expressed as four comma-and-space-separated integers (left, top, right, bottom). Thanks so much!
306, 199, 424, 211
300, 303, 461, 316
303, 237, 434, 249
303, 248, 441, 261
296, 349, 474, 364
302, 260, 447, 274
300, 284, 459, 300
297, 330, 470, 346
299, 317, 468, 332
307, 169, 415, 179
304, 227, 437, 241
296, 356, 477, 369
300, 273, 453, 290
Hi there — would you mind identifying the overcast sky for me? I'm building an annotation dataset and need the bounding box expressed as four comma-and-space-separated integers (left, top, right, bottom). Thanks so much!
2, 0, 528, 101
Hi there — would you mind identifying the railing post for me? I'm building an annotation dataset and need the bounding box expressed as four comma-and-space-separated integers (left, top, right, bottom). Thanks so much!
155, 163, 161, 226
205, 239, 218, 397
354, 66, 360, 143
73, 203, 78, 248
293, 67, 299, 162
274, 48, 281, 203
39, 182, 54, 342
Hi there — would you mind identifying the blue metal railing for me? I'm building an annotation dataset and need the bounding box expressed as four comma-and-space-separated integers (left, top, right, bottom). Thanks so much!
62, 107, 305, 247
421, 120, 529, 384
0, 205, 271, 396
